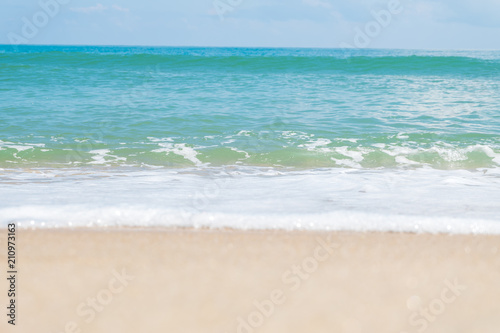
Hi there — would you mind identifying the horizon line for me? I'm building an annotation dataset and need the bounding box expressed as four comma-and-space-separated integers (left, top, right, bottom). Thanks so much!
1, 43, 500, 52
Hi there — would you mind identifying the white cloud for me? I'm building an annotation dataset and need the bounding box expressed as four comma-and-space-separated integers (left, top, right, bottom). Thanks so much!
70, 3, 130, 14
112, 5, 130, 13
302, 0, 333, 9
70, 4, 107, 14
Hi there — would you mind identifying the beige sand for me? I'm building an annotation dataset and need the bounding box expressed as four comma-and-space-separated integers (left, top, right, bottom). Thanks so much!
1, 228, 499, 333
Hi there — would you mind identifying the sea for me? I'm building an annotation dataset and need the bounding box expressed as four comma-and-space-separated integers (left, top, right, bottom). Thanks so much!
1, 45, 499, 233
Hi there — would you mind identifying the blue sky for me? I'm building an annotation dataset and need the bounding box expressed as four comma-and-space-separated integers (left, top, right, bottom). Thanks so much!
2, 0, 500, 49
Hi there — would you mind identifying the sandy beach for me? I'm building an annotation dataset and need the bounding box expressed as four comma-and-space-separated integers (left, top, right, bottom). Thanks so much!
1, 228, 499, 333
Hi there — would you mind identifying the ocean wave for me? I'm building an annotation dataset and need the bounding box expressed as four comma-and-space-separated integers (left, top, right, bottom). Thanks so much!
2, 50, 500, 75
1, 137, 499, 170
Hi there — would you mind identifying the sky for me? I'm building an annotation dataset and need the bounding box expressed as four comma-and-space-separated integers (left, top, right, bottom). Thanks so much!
1, 0, 500, 49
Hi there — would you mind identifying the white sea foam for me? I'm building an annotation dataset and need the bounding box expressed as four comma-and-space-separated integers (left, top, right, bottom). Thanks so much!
236, 130, 251, 136
299, 138, 332, 151
229, 147, 250, 159
395, 156, 420, 165
3, 206, 500, 234
88, 149, 126, 165
88, 149, 110, 164
1, 167, 499, 233
0, 140, 45, 153
296, 143, 500, 168
147, 137, 174, 142
152, 143, 205, 166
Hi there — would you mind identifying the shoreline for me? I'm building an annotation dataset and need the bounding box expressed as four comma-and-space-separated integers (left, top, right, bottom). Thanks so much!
7, 223, 500, 235
1, 228, 499, 332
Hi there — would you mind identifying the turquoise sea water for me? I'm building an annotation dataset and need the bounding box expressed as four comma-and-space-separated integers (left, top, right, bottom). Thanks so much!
1, 45, 499, 232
